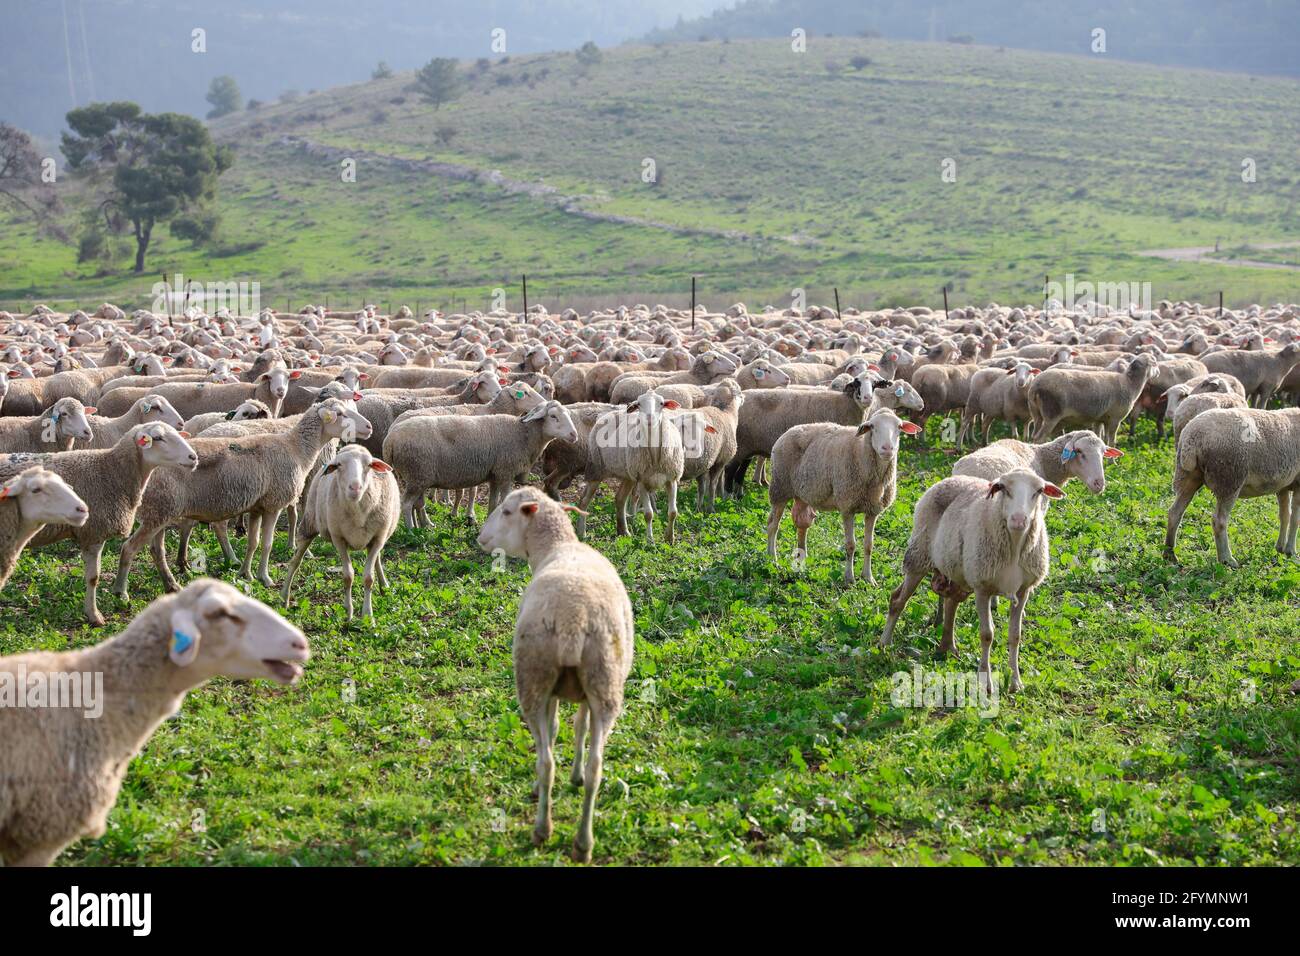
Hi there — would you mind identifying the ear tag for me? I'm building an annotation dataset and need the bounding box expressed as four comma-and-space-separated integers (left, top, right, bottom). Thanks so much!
172, 631, 194, 655
137, 433, 153, 449
50, 411, 59, 424
322, 409, 336, 424
514, 389, 525, 399
895, 385, 906, 397
1061, 447, 1076, 463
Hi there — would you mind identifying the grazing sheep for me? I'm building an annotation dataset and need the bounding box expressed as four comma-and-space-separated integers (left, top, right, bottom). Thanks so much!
539, 402, 618, 498
1201, 344, 1300, 407
0, 579, 309, 866
112, 400, 371, 594
576, 391, 685, 544
0, 423, 198, 625
384, 401, 578, 526
766, 408, 921, 583
1028, 354, 1156, 443
911, 362, 980, 433
880, 469, 1065, 692
475, 488, 634, 863
282, 445, 400, 621
1165, 407, 1300, 566
0, 466, 89, 589
0, 397, 95, 453
183, 398, 273, 436
958, 363, 1037, 449
94, 364, 295, 420
953, 430, 1121, 494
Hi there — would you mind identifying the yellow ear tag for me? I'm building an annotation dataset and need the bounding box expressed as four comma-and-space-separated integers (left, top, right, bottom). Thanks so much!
321, 410, 336, 424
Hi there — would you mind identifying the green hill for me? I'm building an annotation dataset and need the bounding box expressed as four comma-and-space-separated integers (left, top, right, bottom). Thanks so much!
4, 37, 1299, 312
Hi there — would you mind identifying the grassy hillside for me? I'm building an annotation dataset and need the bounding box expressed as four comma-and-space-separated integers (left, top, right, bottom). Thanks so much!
4, 37, 1299, 311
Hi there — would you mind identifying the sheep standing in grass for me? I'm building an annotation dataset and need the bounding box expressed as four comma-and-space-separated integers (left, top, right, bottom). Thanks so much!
0, 467, 89, 589
0, 579, 309, 866
1028, 354, 1155, 443
476, 488, 633, 863
957, 362, 1037, 449
0, 423, 198, 625
766, 408, 920, 583
282, 445, 400, 621
0, 398, 95, 453
880, 469, 1065, 692
1165, 407, 1300, 566
953, 430, 1121, 494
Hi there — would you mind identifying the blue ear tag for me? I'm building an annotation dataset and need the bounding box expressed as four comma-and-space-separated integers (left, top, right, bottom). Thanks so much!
172, 630, 194, 654
1061, 447, 1076, 463
895, 385, 906, 397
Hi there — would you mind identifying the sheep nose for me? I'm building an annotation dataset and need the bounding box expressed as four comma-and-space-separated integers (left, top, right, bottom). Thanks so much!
1090, 478, 1105, 493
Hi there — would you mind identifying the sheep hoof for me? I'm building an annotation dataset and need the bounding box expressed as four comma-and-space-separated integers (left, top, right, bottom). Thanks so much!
1008, 677, 1024, 694
258, 574, 275, 588
569, 770, 584, 788
532, 823, 552, 846
570, 840, 593, 863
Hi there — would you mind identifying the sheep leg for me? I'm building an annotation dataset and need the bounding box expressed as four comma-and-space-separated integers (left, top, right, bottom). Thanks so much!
841, 511, 857, 584
573, 700, 612, 863
665, 480, 678, 545
641, 487, 656, 545
792, 500, 812, 560
1275, 491, 1294, 555
936, 594, 960, 654
240, 513, 261, 580
576, 481, 600, 539
112, 528, 148, 600
974, 590, 997, 693
956, 409, 974, 450
765, 500, 787, 561
1007, 586, 1030, 693
333, 536, 354, 619
723, 455, 751, 498
377, 554, 390, 591
285, 504, 298, 551
256, 509, 280, 587
754, 456, 768, 488
176, 521, 194, 573
880, 567, 926, 648
281, 533, 316, 607
1164, 472, 1201, 561
526, 696, 558, 846
361, 540, 383, 621
149, 529, 180, 593
570, 703, 589, 788
1211, 491, 1240, 568
1285, 491, 1300, 557
213, 522, 237, 565
81, 542, 106, 627
612, 480, 634, 537
861, 511, 878, 585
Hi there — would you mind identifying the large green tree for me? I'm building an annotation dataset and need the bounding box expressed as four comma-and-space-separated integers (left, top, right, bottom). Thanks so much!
412, 58, 463, 110
61, 102, 232, 273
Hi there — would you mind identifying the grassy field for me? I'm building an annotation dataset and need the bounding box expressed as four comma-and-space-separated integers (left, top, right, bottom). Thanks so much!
3, 416, 1296, 866
3, 37, 1300, 312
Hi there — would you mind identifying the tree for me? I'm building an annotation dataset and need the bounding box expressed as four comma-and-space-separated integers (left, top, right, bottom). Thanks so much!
433, 123, 459, 148
576, 41, 602, 72
61, 102, 233, 273
205, 76, 242, 119
0, 122, 62, 234
412, 58, 463, 110
372, 61, 393, 80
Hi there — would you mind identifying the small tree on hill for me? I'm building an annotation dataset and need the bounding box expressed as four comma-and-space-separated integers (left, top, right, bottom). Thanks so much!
372, 61, 394, 80
205, 76, 242, 119
576, 41, 602, 72
413, 58, 463, 110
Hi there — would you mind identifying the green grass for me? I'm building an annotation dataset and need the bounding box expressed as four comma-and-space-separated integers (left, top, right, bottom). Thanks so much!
4, 37, 1300, 311
3, 417, 1297, 866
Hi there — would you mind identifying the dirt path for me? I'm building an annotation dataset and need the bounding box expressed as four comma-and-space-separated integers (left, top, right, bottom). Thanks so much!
1141, 241, 1300, 271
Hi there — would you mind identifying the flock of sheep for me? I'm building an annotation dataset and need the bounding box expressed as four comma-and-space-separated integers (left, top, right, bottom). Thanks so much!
2, 294, 1299, 865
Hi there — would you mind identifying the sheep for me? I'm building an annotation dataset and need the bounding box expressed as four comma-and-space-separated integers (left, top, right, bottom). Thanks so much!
957, 363, 1037, 448
0, 423, 198, 625
94, 364, 295, 420
1127, 357, 1208, 439
0, 397, 95, 453
1201, 344, 1300, 407
1165, 407, 1300, 566
880, 468, 1065, 692
911, 362, 980, 432
111, 399, 372, 595
281, 445, 400, 621
474, 487, 633, 862
0, 466, 89, 589
865, 377, 925, 417
953, 430, 1121, 494
679, 378, 744, 512
383, 401, 578, 526
182, 398, 273, 436
576, 390, 685, 544
1171, 390, 1247, 443
539, 402, 618, 498
766, 408, 921, 583
0, 579, 309, 866
1028, 354, 1156, 443
607, 351, 740, 405
78, 395, 186, 450
724, 373, 876, 497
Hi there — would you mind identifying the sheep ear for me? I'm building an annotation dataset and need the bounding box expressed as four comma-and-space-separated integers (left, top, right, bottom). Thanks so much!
369, 460, 393, 473
1042, 483, 1066, 499
520, 502, 539, 515
900, 421, 922, 435
289, 370, 303, 379
321, 462, 340, 475
1005, 367, 1017, 376
867, 363, 880, 372
986, 482, 1003, 499
1030, 368, 1039, 375
0, 475, 24, 498
664, 400, 680, 409
169, 609, 202, 667
561, 504, 589, 516
1103, 447, 1123, 460
856, 422, 872, 436
83, 406, 97, 414
179, 430, 191, 439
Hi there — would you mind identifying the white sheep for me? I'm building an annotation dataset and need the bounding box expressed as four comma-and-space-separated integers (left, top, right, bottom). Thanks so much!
0, 466, 89, 589
880, 468, 1065, 692
475, 488, 633, 863
281, 445, 400, 620
0, 579, 309, 866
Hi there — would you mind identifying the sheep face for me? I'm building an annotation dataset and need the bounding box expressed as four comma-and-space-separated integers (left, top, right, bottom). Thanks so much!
747, 359, 791, 387
476, 488, 548, 558
524, 401, 579, 444
138, 395, 186, 429
133, 354, 168, 376
988, 468, 1064, 534
2, 467, 88, 527
168, 580, 310, 685
46, 399, 95, 443
317, 401, 373, 443
132, 423, 198, 470
1060, 432, 1121, 494
857, 408, 921, 459
324, 447, 393, 502
1160, 385, 1191, 421
258, 363, 294, 402
1007, 362, 1038, 389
